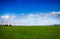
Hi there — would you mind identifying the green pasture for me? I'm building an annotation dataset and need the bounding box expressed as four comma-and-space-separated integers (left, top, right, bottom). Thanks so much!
0, 26, 60, 39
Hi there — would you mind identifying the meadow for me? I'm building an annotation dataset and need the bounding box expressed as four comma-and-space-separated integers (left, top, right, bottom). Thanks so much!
0, 26, 60, 39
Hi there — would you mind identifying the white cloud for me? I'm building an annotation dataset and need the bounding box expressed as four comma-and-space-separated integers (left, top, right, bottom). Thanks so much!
35, 14, 39, 17
1, 15, 16, 19
0, 11, 60, 25
1, 15, 10, 19
11, 16, 16, 18
51, 11, 60, 14
28, 14, 34, 17
45, 11, 60, 17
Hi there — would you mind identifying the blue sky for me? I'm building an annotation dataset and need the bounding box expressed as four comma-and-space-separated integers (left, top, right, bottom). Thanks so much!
0, 0, 60, 25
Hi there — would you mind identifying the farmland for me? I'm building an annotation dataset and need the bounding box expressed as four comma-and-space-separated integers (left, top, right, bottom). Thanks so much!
0, 26, 60, 39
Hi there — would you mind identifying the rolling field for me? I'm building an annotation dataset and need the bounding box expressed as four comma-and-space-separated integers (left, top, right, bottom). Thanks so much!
0, 26, 60, 39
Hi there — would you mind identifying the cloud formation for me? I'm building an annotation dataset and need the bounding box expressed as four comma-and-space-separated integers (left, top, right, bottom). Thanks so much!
0, 11, 60, 25
1, 15, 10, 19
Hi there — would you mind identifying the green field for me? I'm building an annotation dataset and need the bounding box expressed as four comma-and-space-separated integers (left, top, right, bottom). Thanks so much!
0, 26, 60, 39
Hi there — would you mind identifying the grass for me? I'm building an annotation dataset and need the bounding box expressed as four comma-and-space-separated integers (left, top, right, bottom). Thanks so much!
0, 26, 60, 39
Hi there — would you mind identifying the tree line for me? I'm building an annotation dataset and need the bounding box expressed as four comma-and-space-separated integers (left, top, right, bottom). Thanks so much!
0, 24, 12, 26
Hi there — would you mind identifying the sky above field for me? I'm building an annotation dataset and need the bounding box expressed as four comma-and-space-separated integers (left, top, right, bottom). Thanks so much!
0, 0, 60, 25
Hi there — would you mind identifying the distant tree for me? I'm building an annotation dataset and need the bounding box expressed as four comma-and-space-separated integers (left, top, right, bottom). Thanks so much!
0, 25, 2, 26
9, 25, 12, 26
5, 24, 8, 26
54, 24, 60, 26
